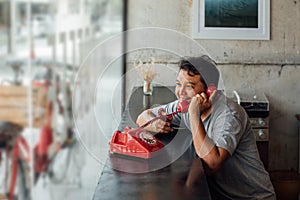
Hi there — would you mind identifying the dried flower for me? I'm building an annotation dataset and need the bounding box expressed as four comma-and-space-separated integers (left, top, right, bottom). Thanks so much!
134, 58, 158, 82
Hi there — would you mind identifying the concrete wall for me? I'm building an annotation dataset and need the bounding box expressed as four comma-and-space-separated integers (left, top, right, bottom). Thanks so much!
127, 0, 300, 171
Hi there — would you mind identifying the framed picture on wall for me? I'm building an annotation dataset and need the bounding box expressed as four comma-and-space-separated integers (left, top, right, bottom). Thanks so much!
192, 0, 270, 40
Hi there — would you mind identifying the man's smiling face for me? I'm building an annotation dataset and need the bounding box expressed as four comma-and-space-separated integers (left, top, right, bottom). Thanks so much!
175, 69, 206, 101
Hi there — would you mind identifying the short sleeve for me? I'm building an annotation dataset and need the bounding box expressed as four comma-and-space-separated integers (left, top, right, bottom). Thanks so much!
212, 110, 244, 155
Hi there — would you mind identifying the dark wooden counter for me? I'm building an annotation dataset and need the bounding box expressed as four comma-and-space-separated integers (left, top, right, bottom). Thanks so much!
92, 86, 211, 200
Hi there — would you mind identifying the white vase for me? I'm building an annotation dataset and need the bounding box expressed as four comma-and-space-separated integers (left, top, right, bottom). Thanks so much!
143, 80, 153, 95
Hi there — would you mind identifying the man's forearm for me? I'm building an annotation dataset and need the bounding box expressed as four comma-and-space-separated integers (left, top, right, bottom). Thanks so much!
136, 109, 157, 131
189, 112, 228, 173
136, 109, 154, 125
136, 109, 174, 134
190, 112, 215, 158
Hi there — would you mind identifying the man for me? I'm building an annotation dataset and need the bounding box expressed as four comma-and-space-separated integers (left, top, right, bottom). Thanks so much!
136, 56, 275, 199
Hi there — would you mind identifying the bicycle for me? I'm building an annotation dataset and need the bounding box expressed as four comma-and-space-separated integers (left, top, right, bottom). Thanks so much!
0, 121, 31, 200
0, 57, 79, 199
33, 73, 78, 185
0, 121, 77, 200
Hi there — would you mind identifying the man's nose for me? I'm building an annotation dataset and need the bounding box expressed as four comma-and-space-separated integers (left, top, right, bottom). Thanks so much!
178, 86, 187, 96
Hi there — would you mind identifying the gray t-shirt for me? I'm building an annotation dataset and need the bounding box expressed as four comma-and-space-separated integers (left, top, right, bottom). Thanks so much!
152, 92, 275, 199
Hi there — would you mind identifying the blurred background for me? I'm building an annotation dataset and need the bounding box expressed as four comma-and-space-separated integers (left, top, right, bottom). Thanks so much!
0, 0, 124, 199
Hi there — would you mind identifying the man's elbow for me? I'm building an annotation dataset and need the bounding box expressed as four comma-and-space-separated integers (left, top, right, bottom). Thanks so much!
202, 154, 229, 175
202, 160, 221, 175
199, 151, 226, 175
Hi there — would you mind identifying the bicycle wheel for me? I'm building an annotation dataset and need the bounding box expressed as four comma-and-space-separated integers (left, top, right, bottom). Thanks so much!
0, 122, 30, 200
1, 151, 31, 200
47, 143, 74, 184
15, 159, 30, 200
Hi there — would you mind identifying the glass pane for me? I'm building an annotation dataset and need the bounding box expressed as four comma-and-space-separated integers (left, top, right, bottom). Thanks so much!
0, 0, 124, 199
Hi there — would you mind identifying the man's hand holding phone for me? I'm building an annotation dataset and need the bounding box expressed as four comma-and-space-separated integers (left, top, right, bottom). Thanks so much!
152, 108, 174, 134
188, 90, 216, 117
137, 108, 174, 134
